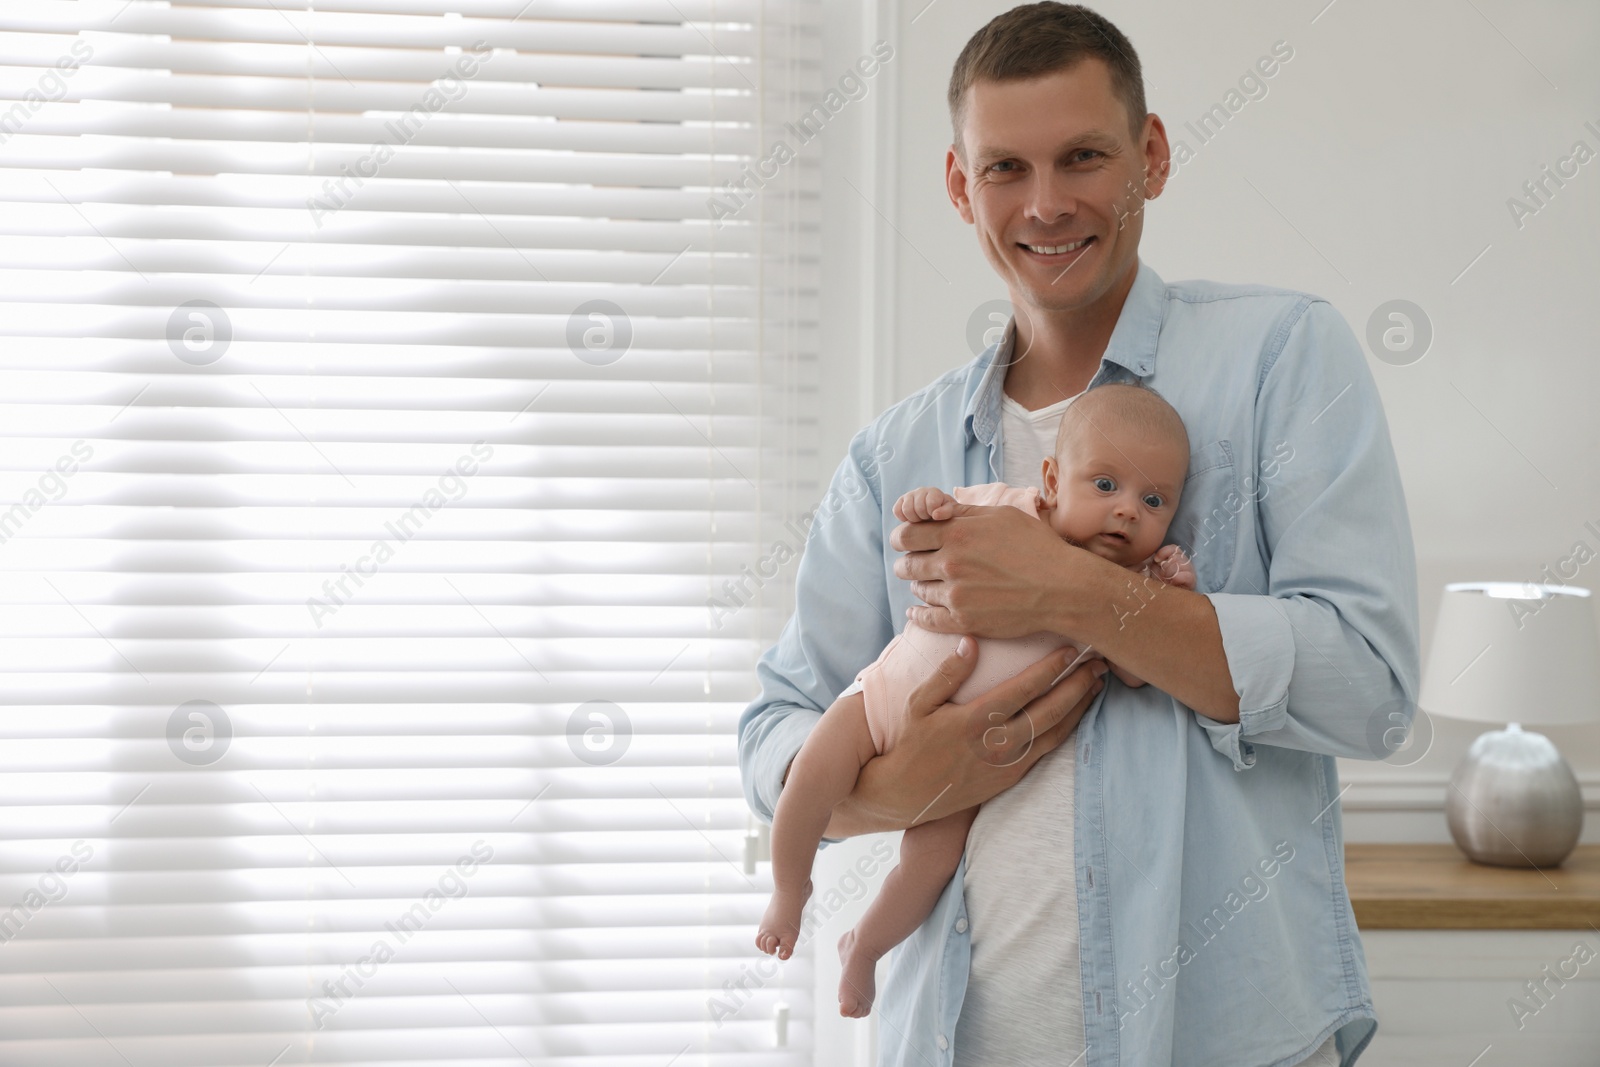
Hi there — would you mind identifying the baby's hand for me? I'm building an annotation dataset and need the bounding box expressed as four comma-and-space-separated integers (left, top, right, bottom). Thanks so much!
893, 486, 959, 523
1142, 544, 1197, 590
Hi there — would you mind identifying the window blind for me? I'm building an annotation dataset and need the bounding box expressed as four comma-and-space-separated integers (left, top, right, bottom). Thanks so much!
0, 2, 820, 1062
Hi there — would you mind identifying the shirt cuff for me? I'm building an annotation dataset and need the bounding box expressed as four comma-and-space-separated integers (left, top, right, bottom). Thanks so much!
1201, 592, 1298, 770
750, 706, 820, 823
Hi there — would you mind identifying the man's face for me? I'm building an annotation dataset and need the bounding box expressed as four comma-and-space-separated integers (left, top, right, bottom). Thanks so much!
1040, 429, 1186, 568
945, 60, 1170, 317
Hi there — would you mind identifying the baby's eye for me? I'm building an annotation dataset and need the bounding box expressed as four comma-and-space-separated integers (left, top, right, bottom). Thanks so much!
1093, 477, 1115, 493
1143, 493, 1165, 509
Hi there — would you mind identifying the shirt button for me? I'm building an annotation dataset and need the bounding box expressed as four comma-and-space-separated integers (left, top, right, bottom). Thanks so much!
937, 1034, 949, 1051
955, 918, 968, 934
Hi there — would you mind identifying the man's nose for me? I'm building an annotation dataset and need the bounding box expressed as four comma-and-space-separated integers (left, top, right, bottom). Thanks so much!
1025, 170, 1078, 224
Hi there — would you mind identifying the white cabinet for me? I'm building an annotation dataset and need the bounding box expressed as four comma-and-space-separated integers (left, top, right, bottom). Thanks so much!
1360, 931, 1600, 1066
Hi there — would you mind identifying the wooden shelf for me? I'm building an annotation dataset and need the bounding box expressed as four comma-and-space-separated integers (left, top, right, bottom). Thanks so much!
1345, 843, 1600, 929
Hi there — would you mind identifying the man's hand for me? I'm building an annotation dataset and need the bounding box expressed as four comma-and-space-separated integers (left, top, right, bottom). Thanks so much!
1111, 546, 1197, 687
819, 638, 1108, 838
891, 502, 1076, 639
890, 502, 1241, 722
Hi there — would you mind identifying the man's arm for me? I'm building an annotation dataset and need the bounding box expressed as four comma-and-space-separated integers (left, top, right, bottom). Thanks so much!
897, 524, 1239, 719
1078, 549, 1208, 696
1180, 298, 1421, 768
1048, 555, 1238, 718
738, 429, 1110, 836
896, 300, 1420, 769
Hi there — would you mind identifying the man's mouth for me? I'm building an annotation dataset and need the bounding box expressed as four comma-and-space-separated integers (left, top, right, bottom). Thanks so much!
1019, 236, 1094, 258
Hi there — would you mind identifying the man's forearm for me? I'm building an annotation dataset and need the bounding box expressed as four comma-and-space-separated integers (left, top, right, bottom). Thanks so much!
822, 794, 902, 839
782, 754, 907, 839
1049, 549, 1241, 723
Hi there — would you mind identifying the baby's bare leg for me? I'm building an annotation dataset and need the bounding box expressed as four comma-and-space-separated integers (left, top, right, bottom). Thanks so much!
837, 805, 978, 1018
757, 691, 877, 961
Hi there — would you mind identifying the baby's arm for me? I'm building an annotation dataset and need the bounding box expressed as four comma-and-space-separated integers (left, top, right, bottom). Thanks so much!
893, 486, 960, 523
1107, 545, 1197, 689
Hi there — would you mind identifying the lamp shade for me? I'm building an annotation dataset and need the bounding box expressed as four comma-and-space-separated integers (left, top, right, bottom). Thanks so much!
1419, 582, 1600, 725
1427, 585, 1600, 726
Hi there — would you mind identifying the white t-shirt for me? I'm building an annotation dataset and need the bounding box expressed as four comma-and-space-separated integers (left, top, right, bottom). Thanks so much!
953, 390, 1087, 1066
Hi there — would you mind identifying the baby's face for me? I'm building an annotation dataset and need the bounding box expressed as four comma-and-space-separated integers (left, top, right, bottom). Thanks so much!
1041, 430, 1187, 567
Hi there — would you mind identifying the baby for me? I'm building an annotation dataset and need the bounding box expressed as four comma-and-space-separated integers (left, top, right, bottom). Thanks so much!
755, 382, 1198, 1017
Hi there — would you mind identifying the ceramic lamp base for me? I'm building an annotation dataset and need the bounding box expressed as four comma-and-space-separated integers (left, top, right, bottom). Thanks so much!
1445, 724, 1583, 868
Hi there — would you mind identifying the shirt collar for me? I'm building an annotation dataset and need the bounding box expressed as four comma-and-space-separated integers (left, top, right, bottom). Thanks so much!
963, 258, 1165, 446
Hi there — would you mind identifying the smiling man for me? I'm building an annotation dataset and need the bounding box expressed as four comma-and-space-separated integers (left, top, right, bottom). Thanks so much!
737, 4, 1419, 1066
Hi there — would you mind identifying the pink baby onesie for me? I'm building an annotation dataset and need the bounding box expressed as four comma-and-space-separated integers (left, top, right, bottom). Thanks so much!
855, 482, 1075, 756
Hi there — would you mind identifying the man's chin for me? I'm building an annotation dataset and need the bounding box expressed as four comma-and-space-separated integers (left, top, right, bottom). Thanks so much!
1010, 274, 1101, 313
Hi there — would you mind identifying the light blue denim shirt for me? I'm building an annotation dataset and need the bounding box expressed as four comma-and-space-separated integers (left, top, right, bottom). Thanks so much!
737, 259, 1420, 1067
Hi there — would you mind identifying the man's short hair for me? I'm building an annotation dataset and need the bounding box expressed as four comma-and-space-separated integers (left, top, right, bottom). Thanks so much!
947, 2, 1147, 157
1056, 380, 1189, 470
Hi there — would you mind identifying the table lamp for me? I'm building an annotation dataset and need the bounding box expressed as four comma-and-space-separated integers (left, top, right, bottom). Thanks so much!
1418, 581, 1600, 868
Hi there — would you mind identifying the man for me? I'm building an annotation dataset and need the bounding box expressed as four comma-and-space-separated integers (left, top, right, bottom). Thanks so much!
737, 4, 1419, 1065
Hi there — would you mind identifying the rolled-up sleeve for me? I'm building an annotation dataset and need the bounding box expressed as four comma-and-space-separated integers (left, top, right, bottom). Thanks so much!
1197, 299, 1422, 770
737, 428, 896, 822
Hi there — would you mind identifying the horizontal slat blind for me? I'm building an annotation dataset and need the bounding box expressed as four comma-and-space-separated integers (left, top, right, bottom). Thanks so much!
0, 1, 819, 1063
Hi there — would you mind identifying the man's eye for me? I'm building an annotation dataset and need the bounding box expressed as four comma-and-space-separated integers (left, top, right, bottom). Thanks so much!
1143, 494, 1164, 509
1071, 149, 1102, 163
1093, 477, 1115, 492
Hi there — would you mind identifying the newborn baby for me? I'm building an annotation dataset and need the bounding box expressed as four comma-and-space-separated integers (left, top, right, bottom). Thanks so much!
755, 382, 1197, 1017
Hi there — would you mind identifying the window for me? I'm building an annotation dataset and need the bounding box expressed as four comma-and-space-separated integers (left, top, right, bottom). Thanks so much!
0, 1, 818, 1061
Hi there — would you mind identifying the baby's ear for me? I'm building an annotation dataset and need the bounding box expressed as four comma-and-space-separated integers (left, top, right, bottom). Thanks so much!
1039, 457, 1059, 505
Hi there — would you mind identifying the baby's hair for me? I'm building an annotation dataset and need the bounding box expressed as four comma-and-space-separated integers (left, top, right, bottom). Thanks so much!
1055, 380, 1190, 465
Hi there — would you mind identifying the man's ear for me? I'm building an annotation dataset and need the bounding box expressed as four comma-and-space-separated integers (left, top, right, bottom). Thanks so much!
945, 146, 975, 224
1137, 113, 1172, 201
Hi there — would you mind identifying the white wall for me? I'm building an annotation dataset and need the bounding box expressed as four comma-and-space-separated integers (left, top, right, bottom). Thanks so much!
818, 0, 1600, 843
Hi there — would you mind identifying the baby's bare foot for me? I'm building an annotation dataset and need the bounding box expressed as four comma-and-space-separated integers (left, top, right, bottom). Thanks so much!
755, 880, 811, 960
837, 928, 881, 1018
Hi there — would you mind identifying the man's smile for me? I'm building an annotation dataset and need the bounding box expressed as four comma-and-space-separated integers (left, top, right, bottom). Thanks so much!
1017, 235, 1095, 262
